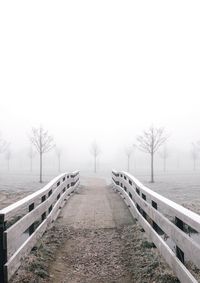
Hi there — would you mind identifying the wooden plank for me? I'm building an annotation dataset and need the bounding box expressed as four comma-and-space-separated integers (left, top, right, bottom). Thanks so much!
4, 175, 80, 282
39, 179, 79, 224
5, 181, 68, 259
118, 182, 200, 269
5, 217, 49, 282
113, 183, 198, 283
0, 214, 6, 283
0, 171, 79, 221
5, 201, 48, 259
137, 207, 198, 283
119, 172, 200, 233
50, 188, 69, 222
0, 174, 66, 221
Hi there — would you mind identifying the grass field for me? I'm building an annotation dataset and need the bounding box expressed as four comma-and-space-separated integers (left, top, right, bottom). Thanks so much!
0, 170, 200, 214
0, 172, 56, 209
139, 171, 200, 214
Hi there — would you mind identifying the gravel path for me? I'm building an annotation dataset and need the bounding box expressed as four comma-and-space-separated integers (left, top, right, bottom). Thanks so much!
11, 178, 179, 283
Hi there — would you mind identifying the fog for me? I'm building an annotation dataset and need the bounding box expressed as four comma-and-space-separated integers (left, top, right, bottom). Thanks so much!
0, 1, 200, 176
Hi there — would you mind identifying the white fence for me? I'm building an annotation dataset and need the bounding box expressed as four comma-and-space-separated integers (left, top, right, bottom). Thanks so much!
0, 171, 80, 283
112, 170, 200, 283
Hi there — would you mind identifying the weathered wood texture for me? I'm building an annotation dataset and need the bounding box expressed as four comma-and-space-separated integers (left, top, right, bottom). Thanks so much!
112, 170, 199, 283
0, 171, 80, 283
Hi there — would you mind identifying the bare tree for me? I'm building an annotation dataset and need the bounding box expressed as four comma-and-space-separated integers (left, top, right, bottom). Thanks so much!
125, 146, 133, 172
55, 147, 62, 172
136, 126, 168, 183
191, 143, 198, 171
90, 141, 101, 173
29, 126, 55, 183
159, 144, 169, 172
5, 148, 11, 171
28, 146, 36, 172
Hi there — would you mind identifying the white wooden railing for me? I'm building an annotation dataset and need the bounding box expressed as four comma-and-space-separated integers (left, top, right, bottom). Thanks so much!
112, 170, 200, 283
0, 171, 80, 283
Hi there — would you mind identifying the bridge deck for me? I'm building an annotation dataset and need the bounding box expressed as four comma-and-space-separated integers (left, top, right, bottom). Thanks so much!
11, 177, 179, 283
48, 177, 134, 282
42, 177, 177, 283
61, 177, 133, 229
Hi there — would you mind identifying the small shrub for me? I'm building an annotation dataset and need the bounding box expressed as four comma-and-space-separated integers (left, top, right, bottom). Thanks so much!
159, 273, 180, 283
141, 241, 156, 249
35, 268, 48, 278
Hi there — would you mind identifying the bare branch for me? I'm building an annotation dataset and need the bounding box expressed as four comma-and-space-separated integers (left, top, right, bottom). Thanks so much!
136, 126, 169, 182
137, 126, 168, 154
90, 141, 101, 158
90, 141, 101, 173
29, 126, 55, 182
29, 126, 55, 154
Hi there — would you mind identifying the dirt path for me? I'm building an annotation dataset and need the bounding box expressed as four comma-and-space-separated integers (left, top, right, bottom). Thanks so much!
58, 178, 133, 229
47, 178, 134, 283
11, 177, 179, 283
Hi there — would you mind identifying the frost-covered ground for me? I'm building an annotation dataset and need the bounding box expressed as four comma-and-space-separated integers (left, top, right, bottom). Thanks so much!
81, 170, 200, 214
1, 170, 200, 214
0, 171, 56, 209
139, 172, 200, 202
138, 171, 200, 214
2, 170, 200, 282
11, 177, 179, 283
82, 170, 200, 207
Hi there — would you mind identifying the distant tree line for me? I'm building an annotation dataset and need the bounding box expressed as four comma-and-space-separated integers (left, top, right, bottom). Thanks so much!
0, 126, 64, 183
122, 125, 200, 183
1, 124, 200, 183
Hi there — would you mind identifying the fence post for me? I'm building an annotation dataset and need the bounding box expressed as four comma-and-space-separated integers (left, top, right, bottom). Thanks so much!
0, 214, 6, 283
175, 217, 185, 263
29, 203, 35, 235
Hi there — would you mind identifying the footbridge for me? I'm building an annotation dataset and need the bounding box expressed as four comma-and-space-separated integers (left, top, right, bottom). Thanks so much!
0, 171, 200, 282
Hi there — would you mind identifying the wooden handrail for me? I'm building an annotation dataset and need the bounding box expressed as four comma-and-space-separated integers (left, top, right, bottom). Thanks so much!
112, 170, 199, 283
0, 171, 80, 283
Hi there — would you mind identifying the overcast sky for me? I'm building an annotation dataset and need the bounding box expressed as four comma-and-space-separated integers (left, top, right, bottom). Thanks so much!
0, 1, 200, 170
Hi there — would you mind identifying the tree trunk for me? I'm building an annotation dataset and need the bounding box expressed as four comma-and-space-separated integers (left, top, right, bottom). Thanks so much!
40, 152, 42, 183
151, 152, 154, 183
